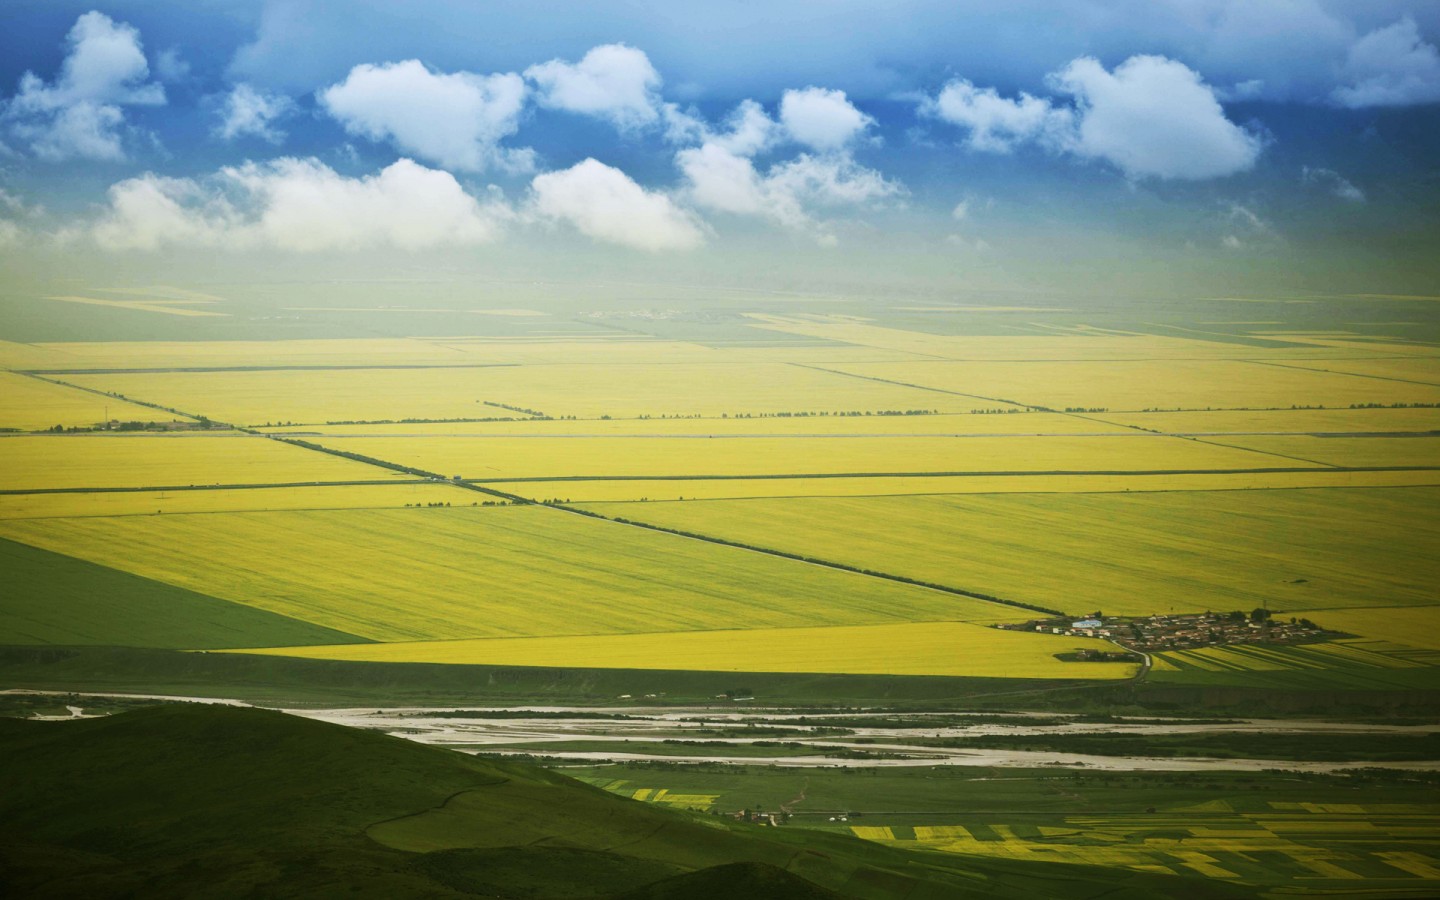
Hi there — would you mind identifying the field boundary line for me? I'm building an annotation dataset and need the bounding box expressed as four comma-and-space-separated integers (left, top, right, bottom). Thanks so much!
1160, 435, 1342, 469
16, 371, 208, 425
0, 479, 435, 496
1244, 358, 1440, 389
787, 360, 1440, 471
460, 465, 1440, 483
19, 363, 523, 375
556, 506, 1065, 617
259, 435, 1069, 618
8, 370, 1268, 629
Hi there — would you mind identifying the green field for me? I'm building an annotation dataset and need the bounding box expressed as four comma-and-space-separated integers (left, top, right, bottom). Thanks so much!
848, 730, 1440, 762
573, 762, 1440, 891
0, 645, 1122, 707
4, 645, 1439, 717
0, 537, 364, 649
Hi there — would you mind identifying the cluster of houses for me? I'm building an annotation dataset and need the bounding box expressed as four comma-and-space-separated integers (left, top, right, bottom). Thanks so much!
998, 609, 1332, 653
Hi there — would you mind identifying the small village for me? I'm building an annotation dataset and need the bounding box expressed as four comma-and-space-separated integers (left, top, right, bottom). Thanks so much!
996, 609, 1336, 654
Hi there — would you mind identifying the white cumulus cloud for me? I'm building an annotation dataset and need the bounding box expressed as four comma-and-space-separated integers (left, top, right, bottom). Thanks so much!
1053, 55, 1264, 180
2, 11, 165, 162
214, 83, 294, 144
779, 87, 874, 151
671, 87, 897, 244
525, 44, 662, 132
320, 60, 532, 172
676, 143, 777, 220
1332, 17, 1440, 108
530, 158, 705, 251
766, 152, 902, 208
676, 142, 901, 243
923, 54, 1263, 180
709, 99, 779, 156
91, 157, 509, 252
93, 173, 227, 250
923, 80, 1072, 153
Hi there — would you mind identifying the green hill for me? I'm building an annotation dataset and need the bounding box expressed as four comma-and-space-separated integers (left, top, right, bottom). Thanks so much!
612, 861, 849, 899
0, 705, 1264, 898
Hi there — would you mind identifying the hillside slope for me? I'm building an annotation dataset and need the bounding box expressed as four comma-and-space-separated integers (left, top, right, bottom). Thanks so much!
0, 705, 1262, 898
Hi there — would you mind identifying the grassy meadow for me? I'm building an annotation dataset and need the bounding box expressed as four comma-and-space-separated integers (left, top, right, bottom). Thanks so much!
5, 703, 1270, 899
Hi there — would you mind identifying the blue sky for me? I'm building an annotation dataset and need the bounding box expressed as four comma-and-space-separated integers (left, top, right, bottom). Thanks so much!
1, 1, 1438, 297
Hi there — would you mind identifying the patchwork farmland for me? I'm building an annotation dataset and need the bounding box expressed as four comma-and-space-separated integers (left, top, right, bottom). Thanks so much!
1, 308, 1437, 685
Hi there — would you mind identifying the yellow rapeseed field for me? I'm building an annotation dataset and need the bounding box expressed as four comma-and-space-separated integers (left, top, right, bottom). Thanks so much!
489, 468, 1440, 502
260, 410, 1127, 437
742, 315, 1352, 360
820, 358, 1440, 412
1279, 357, 1440, 384
854, 806, 1438, 883
0, 337, 459, 371
0, 506, 1018, 642
1100, 407, 1440, 435
1211, 435, 1440, 468
576, 488, 1440, 616
310, 432, 1298, 482
0, 433, 387, 491
6, 328, 1435, 684
0, 483, 472, 520
1303, 607, 1440, 650
48, 295, 228, 317
0, 339, 66, 369
224, 620, 1137, 679
1162, 639, 1440, 674
4, 332, 802, 374
3, 336, 722, 372
0, 372, 185, 431
63, 362, 984, 424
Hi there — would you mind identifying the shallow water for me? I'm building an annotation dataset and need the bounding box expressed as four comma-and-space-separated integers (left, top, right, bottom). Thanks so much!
10, 690, 1435, 772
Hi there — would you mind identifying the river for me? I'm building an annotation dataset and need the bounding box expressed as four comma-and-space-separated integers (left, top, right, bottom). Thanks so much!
7, 691, 1435, 773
